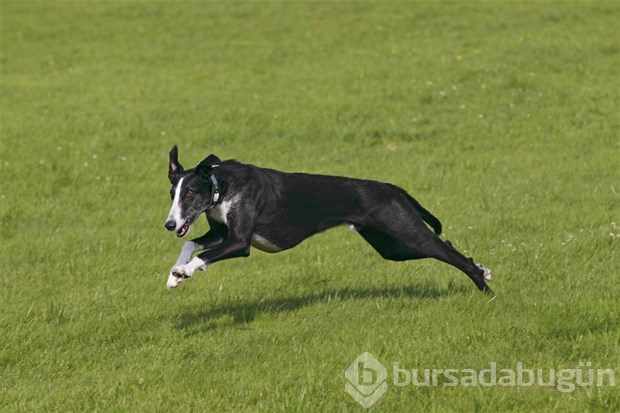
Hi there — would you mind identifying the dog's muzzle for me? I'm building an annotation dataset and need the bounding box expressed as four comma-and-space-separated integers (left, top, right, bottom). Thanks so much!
164, 219, 176, 231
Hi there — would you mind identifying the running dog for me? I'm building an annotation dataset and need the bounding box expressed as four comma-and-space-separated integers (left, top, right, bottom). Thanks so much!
164, 145, 493, 292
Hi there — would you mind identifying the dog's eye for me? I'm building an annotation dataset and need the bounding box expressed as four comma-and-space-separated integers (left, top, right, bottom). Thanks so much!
185, 190, 193, 198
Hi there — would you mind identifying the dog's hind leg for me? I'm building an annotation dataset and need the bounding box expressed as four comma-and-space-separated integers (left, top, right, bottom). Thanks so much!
422, 238, 493, 293
356, 197, 493, 293
357, 226, 428, 261
362, 230, 492, 293
445, 240, 493, 282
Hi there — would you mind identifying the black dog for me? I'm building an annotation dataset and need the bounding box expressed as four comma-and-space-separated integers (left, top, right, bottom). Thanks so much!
164, 145, 493, 293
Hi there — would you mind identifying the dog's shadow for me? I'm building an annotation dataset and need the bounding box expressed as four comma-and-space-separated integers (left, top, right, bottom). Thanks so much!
176, 283, 469, 334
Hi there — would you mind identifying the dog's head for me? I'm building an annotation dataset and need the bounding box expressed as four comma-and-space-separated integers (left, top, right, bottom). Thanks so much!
164, 145, 221, 237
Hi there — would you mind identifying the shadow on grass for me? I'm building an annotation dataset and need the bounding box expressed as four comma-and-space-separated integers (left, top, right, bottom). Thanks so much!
176, 283, 470, 334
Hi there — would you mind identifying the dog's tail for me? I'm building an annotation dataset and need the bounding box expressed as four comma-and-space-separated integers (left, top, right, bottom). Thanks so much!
408, 194, 443, 235
390, 185, 442, 235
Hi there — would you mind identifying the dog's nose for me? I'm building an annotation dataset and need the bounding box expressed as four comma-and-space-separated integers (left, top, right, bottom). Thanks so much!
164, 220, 176, 231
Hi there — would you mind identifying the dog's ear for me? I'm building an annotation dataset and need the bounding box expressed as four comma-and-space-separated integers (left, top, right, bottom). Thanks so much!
168, 145, 184, 183
195, 154, 221, 177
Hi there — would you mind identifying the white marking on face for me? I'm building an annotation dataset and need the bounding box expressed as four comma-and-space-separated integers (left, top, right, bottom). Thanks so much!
167, 177, 184, 231
251, 233, 282, 253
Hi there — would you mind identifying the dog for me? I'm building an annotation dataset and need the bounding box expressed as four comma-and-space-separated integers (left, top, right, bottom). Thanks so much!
164, 145, 493, 293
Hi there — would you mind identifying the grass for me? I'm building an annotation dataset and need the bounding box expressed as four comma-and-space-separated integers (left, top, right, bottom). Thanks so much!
1, 1, 619, 411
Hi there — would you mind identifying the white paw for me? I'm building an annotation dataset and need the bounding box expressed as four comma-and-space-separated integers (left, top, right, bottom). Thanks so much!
476, 263, 493, 281
171, 264, 194, 279
167, 258, 206, 289
166, 272, 183, 290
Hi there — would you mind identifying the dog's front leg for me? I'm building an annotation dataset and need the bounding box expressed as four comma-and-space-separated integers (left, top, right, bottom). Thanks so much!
170, 212, 254, 283
166, 230, 225, 289
166, 241, 199, 289
171, 237, 251, 280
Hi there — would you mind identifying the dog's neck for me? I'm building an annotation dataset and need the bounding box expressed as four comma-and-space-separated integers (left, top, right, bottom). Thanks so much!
206, 173, 221, 210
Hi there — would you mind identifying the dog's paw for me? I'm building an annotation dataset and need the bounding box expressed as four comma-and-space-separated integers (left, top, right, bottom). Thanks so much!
166, 272, 184, 290
168, 258, 206, 288
171, 264, 194, 279
475, 263, 493, 281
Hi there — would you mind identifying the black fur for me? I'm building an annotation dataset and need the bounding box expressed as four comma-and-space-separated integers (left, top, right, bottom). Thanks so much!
165, 146, 492, 293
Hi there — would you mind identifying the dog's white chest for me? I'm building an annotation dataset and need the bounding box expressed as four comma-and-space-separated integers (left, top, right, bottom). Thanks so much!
208, 200, 233, 224
207, 197, 281, 253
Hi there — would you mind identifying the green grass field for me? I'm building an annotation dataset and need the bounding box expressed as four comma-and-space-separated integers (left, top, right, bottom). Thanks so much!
1, 1, 618, 411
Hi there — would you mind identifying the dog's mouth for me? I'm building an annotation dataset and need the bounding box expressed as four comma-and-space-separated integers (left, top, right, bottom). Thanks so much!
176, 215, 195, 238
